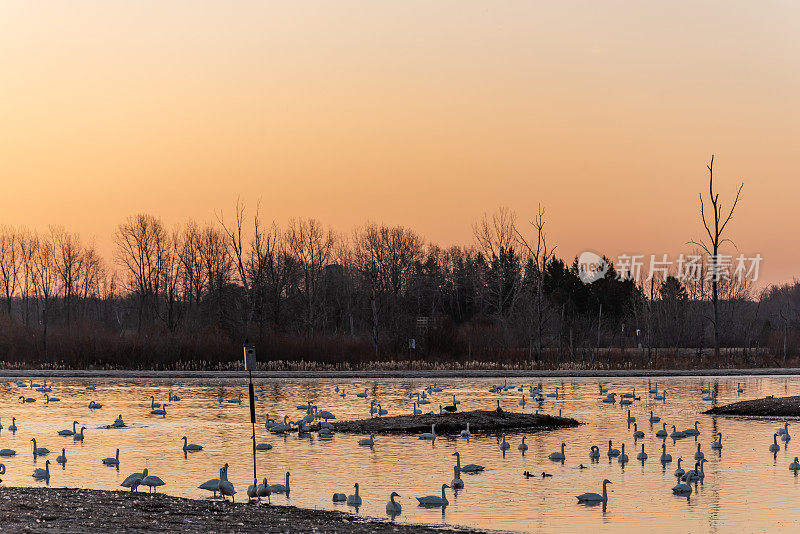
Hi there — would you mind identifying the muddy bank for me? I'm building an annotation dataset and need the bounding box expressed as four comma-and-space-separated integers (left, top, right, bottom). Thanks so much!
330, 410, 579, 435
0, 487, 494, 534
704, 396, 800, 417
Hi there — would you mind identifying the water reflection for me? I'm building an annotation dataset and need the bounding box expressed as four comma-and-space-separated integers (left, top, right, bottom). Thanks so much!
1, 375, 800, 532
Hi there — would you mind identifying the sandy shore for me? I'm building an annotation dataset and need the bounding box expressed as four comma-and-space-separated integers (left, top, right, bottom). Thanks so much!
1, 368, 800, 380
705, 395, 800, 417
0, 487, 495, 534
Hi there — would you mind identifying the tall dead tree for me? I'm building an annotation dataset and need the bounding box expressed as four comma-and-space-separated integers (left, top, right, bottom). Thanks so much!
690, 155, 743, 359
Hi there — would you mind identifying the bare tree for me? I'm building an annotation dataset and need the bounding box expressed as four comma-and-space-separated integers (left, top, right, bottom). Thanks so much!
51, 226, 85, 325
287, 218, 335, 335
515, 205, 556, 365
473, 207, 520, 320
0, 225, 21, 316
31, 233, 57, 357
690, 155, 744, 358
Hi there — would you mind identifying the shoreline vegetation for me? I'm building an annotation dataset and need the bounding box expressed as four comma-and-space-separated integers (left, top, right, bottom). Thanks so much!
0, 487, 491, 534
329, 410, 578, 435
704, 395, 800, 417
1, 368, 799, 379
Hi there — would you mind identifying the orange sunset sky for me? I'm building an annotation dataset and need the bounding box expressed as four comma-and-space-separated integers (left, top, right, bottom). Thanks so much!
1, 2, 798, 286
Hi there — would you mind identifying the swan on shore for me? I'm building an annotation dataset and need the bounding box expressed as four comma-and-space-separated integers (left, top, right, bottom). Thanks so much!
121, 468, 148, 492
141, 473, 166, 493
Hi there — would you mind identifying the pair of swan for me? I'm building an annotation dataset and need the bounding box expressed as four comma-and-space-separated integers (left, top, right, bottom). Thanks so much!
682, 459, 707, 482
199, 464, 228, 497
576, 479, 611, 502
121, 468, 149, 492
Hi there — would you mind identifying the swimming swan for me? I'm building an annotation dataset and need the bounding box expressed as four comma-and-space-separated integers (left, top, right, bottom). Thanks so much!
416, 484, 449, 507
576, 479, 611, 502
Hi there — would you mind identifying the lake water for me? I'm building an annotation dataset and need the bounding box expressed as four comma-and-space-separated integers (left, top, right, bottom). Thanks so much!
1, 375, 799, 533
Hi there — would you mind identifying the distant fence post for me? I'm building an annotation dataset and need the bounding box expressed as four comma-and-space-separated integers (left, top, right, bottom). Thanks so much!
243, 342, 257, 487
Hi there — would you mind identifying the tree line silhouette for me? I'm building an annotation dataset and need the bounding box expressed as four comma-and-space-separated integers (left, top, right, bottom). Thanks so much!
0, 204, 796, 370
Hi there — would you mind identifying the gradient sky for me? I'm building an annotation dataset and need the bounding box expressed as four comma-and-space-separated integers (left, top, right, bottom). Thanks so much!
1, 1, 798, 286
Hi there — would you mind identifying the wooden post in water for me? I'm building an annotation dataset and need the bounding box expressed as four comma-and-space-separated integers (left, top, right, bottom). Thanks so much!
244, 342, 258, 487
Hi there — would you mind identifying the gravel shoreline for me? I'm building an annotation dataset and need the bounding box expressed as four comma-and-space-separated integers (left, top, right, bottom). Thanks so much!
2, 368, 800, 380
0, 487, 497, 534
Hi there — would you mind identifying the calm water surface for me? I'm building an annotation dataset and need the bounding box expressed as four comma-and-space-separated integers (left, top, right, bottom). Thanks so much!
1, 375, 799, 533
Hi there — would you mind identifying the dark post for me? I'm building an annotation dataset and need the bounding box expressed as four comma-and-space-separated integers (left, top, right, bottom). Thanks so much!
244, 342, 257, 487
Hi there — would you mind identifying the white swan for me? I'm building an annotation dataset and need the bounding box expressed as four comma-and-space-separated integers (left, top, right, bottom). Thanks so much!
333, 492, 347, 502
32, 460, 51, 480
418, 424, 436, 440
0, 449, 16, 457
226, 393, 243, 404
660, 443, 672, 463
56, 448, 67, 465
199, 465, 225, 497
31, 439, 50, 456
141, 473, 166, 493
500, 433, 510, 451
549, 442, 566, 461
602, 393, 616, 404
656, 423, 668, 438
8, 417, 18, 432
358, 434, 376, 447
589, 445, 600, 459
347, 483, 362, 506
150, 404, 167, 416
674, 458, 685, 477
711, 432, 723, 449
770, 433, 781, 452
607, 440, 620, 458
694, 443, 704, 460
219, 468, 236, 501
636, 443, 647, 461
460, 423, 471, 438
268, 472, 290, 494
357, 389, 368, 398
649, 411, 660, 423
386, 492, 402, 515
621, 388, 636, 399
112, 415, 126, 428
182, 436, 203, 451
672, 480, 692, 495
88, 401, 102, 409
790, 457, 800, 472
255, 442, 273, 451
633, 423, 644, 438
781, 423, 791, 442
546, 387, 559, 399
44, 394, 60, 403
416, 484, 449, 507
576, 479, 611, 502
451, 465, 464, 488
654, 390, 666, 401
670, 426, 686, 439
412, 402, 422, 415
649, 382, 658, 395
618, 443, 628, 464
518, 435, 528, 452
452, 451, 484, 473
58, 421, 78, 436
102, 449, 120, 466
626, 410, 635, 423
121, 468, 148, 492
684, 421, 701, 436
73, 427, 86, 442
